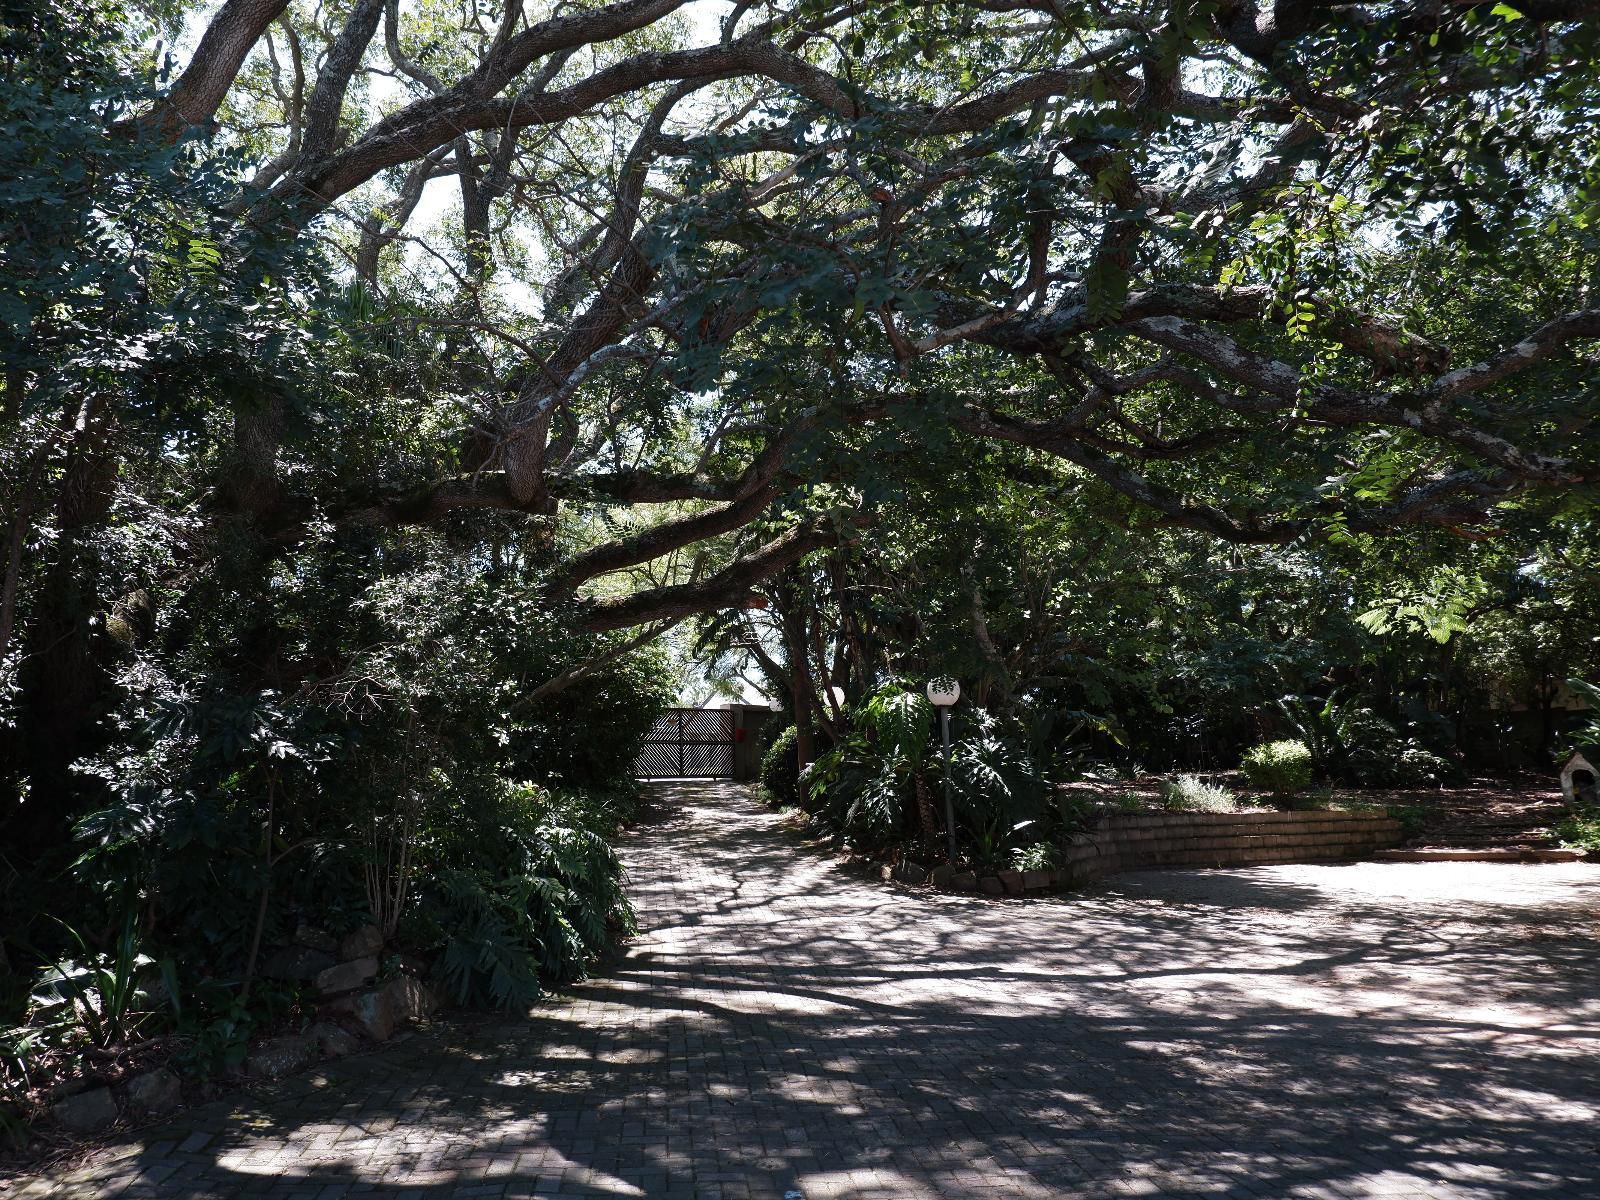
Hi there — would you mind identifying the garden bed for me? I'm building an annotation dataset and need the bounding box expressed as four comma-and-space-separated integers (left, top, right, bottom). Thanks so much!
1059, 773, 1569, 850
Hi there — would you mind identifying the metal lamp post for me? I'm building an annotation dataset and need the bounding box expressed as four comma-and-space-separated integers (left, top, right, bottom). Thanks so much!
926, 676, 960, 862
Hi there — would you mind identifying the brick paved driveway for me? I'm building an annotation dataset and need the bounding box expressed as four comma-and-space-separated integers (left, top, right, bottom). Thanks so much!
22, 783, 1600, 1199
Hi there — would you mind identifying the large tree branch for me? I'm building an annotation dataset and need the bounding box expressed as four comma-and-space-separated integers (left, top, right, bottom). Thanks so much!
323, 458, 761, 527
1423, 309, 1600, 404
953, 404, 1544, 542
577, 520, 834, 631
495, 85, 707, 505
287, 46, 1116, 208
1124, 315, 1585, 482
514, 616, 688, 707
953, 406, 1303, 543
964, 283, 1446, 372
548, 411, 815, 591
553, 482, 785, 593
299, 0, 386, 161
148, 0, 292, 137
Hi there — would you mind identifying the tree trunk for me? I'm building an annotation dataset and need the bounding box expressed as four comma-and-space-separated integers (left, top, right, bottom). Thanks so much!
775, 572, 816, 769
1537, 680, 1557, 761
10, 411, 119, 859
224, 394, 285, 522
914, 769, 937, 851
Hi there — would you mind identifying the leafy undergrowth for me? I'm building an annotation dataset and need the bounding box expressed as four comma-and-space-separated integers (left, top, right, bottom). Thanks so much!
1555, 810, 1600, 852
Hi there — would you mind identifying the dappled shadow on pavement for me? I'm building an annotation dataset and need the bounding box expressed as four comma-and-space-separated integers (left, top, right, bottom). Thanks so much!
31, 782, 1600, 1199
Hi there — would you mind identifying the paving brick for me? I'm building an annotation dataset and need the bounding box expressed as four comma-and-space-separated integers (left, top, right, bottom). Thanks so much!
21, 783, 1600, 1200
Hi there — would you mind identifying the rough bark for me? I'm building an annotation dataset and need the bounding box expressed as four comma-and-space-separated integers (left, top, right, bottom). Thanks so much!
148, 0, 293, 138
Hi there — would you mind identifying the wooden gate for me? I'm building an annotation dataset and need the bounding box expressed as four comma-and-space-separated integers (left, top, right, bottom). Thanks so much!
635, 708, 735, 778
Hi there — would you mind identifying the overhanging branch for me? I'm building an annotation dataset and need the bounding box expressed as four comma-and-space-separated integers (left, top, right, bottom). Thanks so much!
577, 520, 835, 631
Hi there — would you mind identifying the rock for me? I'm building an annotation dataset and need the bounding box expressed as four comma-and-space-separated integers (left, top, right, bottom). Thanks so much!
338, 924, 384, 961
259, 944, 337, 983
125, 1068, 182, 1115
952, 872, 978, 890
893, 861, 927, 884
878, 864, 893, 881
293, 922, 340, 955
383, 976, 439, 1024
314, 956, 378, 996
53, 1086, 117, 1132
332, 975, 439, 1044
347, 988, 397, 1042
248, 1034, 314, 1078
979, 876, 1005, 895
1022, 869, 1053, 891
999, 871, 1025, 894
930, 863, 957, 887
308, 1021, 359, 1058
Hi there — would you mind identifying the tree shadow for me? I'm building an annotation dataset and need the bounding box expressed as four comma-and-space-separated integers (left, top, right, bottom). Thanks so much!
41, 782, 1600, 1199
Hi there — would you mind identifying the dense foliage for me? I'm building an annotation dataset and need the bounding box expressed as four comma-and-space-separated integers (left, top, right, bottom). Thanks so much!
0, 2, 675, 1115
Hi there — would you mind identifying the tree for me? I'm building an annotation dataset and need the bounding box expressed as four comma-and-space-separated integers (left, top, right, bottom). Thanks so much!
93, 0, 1600, 574
4, 0, 1599, 845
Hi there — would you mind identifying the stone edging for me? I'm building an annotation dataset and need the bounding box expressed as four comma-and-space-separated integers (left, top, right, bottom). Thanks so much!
1373, 846, 1588, 863
861, 809, 1407, 896
43, 925, 441, 1138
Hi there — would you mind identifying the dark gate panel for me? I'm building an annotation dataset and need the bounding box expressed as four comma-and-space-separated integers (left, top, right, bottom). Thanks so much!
636, 708, 735, 778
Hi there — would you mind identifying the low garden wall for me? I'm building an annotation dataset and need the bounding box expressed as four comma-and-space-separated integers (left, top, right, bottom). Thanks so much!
1063, 808, 1406, 883
887, 809, 1405, 895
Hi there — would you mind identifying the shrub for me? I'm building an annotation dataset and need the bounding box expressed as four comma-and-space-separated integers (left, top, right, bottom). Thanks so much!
1011, 842, 1056, 872
1388, 804, 1430, 840
418, 782, 634, 1010
1555, 810, 1600, 852
806, 687, 932, 847
1335, 709, 1455, 787
1242, 739, 1313, 799
1160, 774, 1239, 813
1279, 694, 1458, 787
760, 726, 801, 807
1562, 679, 1600, 761
511, 649, 675, 790
945, 712, 1053, 867
59, 555, 664, 1019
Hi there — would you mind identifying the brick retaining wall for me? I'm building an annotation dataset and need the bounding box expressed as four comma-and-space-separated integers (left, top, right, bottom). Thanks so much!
1058, 809, 1405, 887
884, 808, 1406, 894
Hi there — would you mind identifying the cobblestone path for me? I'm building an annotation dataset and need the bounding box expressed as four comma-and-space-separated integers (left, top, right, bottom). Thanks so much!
21, 783, 1600, 1199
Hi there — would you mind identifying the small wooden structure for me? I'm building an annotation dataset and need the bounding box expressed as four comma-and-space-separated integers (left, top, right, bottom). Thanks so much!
1560, 749, 1599, 808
